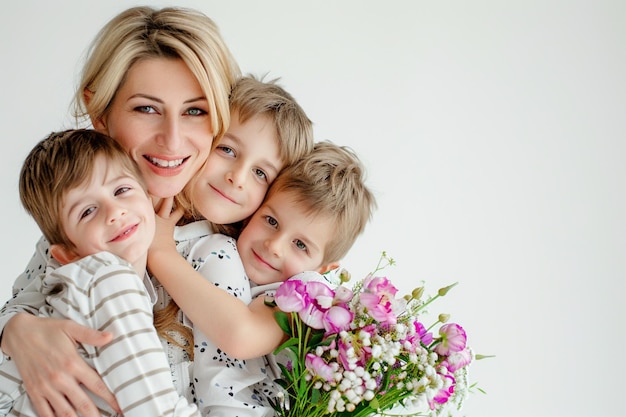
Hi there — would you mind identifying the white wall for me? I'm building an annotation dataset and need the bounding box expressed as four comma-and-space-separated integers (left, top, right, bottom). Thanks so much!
2, 1, 624, 416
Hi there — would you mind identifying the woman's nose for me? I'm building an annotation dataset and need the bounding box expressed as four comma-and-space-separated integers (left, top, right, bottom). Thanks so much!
158, 115, 182, 152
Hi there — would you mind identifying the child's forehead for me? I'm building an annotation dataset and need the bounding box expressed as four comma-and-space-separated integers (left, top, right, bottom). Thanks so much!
91, 156, 135, 179
71, 157, 137, 192
266, 190, 332, 223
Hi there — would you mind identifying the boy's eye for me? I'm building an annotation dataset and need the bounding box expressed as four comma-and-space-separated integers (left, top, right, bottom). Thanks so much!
115, 186, 131, 196
254, 168, 267, 181
80, 207, 96, 219
265, 215, 278, 228
294, 239, 307, 251
218, 145, 234, 156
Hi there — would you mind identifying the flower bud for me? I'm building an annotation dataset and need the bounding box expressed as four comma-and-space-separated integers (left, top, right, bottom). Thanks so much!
438, 313, 450, 323
411, 287, 424, 300
438, 282, 458, 297
475, 354, 496, 360
339, 269, 351, 283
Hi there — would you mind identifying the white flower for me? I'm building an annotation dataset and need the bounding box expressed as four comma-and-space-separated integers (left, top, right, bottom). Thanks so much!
371, 344, 382, 358
365, 378, 378, 390
363, 390, 375, 401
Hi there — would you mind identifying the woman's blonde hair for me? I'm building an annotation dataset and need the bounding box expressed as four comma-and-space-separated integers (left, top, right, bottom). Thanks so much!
74, 6, 240, 142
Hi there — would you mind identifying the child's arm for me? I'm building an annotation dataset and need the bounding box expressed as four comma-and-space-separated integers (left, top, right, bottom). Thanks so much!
0, 236, 119, 417
148, 204, 285, 360
59, 253, 199, 417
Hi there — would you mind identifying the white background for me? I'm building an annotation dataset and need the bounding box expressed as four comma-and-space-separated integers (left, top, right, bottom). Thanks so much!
1, 1, 625, 416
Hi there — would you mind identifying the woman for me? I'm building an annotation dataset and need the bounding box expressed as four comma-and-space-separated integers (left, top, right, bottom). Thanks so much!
0, 6, 240, 417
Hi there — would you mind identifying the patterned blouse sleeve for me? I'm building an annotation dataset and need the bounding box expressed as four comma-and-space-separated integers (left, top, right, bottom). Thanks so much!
0, 235, 53, 341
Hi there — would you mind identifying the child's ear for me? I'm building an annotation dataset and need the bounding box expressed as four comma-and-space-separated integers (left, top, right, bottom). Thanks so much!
317, 262, 340, 274
50, 244, 80, 265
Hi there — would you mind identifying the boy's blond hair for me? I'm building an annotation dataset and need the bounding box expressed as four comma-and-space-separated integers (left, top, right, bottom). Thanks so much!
229, 75, 313, 167
74, 6, 240, 142
19, 129, 146, 249
266, 140, 377, 264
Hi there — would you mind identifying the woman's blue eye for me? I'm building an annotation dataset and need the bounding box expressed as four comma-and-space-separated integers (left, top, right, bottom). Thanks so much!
187, 108, 206, 116
136, 105, 156, 113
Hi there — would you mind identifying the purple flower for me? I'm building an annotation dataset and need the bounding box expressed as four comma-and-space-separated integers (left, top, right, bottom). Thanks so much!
434, 323, 467, 356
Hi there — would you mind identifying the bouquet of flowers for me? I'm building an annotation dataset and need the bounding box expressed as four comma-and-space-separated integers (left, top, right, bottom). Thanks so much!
266, 252, 479, 417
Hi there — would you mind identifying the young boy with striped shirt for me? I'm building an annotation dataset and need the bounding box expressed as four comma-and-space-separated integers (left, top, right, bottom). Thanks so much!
0, 129, 200, 417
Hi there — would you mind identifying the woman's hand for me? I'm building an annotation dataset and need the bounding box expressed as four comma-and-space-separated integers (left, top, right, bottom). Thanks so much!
1, 313, 121, 417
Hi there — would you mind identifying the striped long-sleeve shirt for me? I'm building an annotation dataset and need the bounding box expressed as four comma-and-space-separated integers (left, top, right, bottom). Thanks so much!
0, 251, 199, 417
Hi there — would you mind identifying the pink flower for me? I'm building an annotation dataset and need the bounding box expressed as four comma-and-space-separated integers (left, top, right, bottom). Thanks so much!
360, 275, 401, 325
275, 279, 308, 312
430, 374, 455, 408
298, 281, 337, 329
337, 329, 373, 369
401, 321, 432, 353
434, 323, 467, 356
323, 305, 353, 334
305, 281, 336, 309
414, 321, 433, 345
333, 285, 354, 304
305, 353, 334, 382
442, 347, 472, 372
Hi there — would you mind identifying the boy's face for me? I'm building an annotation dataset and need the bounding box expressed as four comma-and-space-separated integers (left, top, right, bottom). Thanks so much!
59, 155, 155, 266
191, 111, 282, 225
237, 190, 335, 286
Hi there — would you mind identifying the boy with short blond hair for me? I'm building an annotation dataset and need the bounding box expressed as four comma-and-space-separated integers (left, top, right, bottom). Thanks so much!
1, 129, 200, 417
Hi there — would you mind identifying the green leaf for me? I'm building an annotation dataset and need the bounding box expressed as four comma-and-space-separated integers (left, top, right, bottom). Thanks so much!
308, 330, 326, 347
274, 336, 299, 355
273, 377, 290, 390
274, 311, 292, 334
311, 387, 321, 404
369, 397, 380, 409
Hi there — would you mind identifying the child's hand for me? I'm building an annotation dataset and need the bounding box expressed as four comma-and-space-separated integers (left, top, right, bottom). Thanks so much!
149, 197, 184, 255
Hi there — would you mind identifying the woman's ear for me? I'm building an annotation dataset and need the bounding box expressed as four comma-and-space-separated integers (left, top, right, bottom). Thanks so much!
317, 262, 340, 274
50, 244, 80, 266
83, 88, 106, 131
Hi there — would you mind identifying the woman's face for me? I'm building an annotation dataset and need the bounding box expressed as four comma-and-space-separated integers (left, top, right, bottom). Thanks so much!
95, 58, 214, 199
